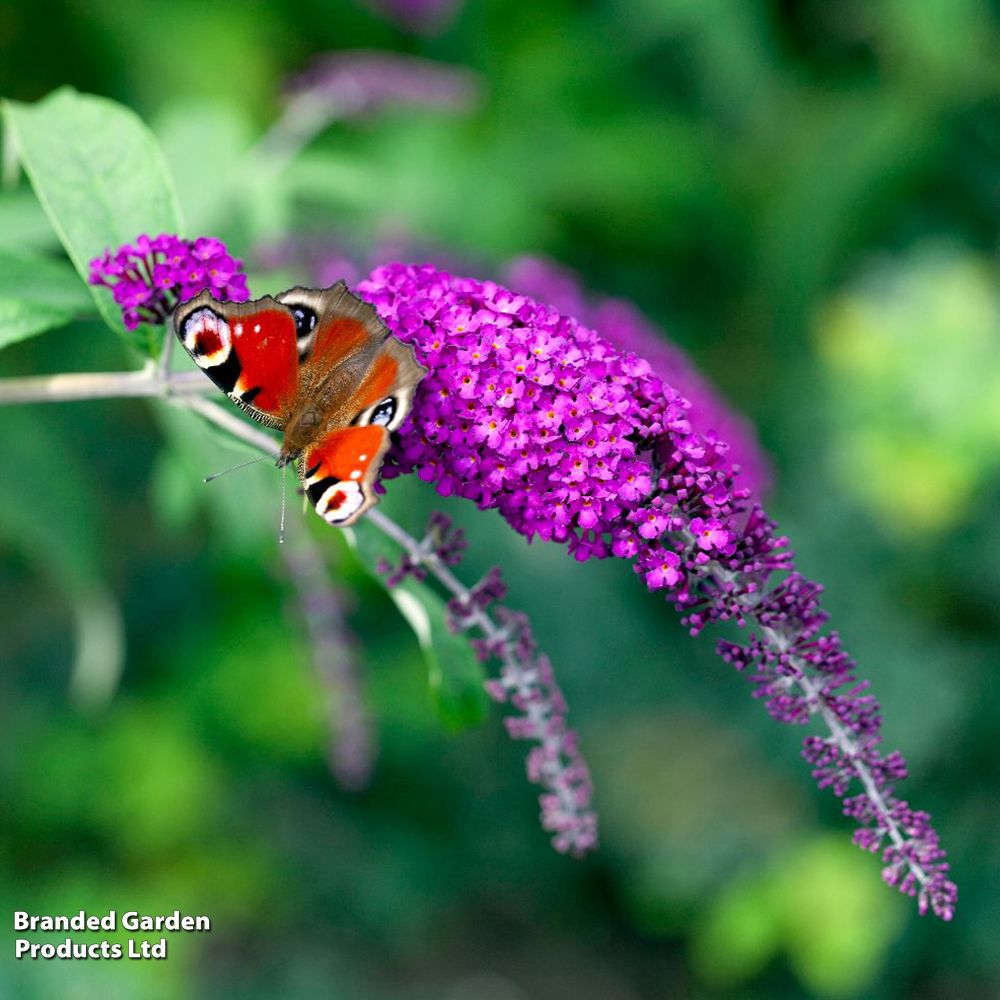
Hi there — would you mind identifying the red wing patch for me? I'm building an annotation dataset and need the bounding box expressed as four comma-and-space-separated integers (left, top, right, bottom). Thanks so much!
299, 425, 389, 526
313, 316, 371, 364
174, 291, 299, 427
347, 352, 399, 413
277, 282, 385, 367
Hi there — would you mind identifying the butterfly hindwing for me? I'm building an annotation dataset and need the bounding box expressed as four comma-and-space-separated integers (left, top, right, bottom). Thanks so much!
174, 290, 299, 429
298, 424, 390, 526
350, 335, 425, 432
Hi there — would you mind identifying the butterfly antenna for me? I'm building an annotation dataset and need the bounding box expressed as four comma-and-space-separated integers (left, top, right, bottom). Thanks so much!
204, 455, 268, 483
279, 467, 287, 545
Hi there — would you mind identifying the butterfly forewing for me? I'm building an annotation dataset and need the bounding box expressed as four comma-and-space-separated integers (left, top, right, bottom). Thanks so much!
277, 282, 381, 362
174, 290, 299, 429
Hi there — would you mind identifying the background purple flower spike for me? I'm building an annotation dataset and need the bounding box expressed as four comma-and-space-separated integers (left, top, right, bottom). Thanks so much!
284, 50, 481, 121
358, 0, 465, 36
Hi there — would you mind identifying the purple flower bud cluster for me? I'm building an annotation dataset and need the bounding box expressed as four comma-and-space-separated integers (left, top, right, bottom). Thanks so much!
376, 510, 466, 587
379, 513, 597, 856
506, 256, 771, 498
358, 267, 680, 561
357, 262, 956, 918
452, 580, 597, 856
88, 234, 249, 331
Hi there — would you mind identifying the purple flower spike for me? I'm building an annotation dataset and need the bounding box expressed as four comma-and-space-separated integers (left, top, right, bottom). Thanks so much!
285, 50, 481, 120
88, 233, 249, 334
380, 513, 597, 857
357, 262, 956, 919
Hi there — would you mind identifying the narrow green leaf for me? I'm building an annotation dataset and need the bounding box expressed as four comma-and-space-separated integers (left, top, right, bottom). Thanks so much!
348, 519, 489, 730
0, 189, 61, 251
0, 247, 96, 348
0, 299, 76, 349
1, 87, 183, 355
0, 248, 94, 309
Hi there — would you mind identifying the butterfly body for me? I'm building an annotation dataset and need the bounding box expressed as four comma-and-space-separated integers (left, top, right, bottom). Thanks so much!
175, 281, 425, 525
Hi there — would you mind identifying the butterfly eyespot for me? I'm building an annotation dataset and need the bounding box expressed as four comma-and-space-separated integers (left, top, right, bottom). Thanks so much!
317, 481, 365, 522
291, 306, 318, 337
370, 397, 396, 427
183, 307, 232, 362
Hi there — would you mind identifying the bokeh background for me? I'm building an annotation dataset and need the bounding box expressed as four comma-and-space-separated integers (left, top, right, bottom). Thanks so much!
1, 0, 999, 997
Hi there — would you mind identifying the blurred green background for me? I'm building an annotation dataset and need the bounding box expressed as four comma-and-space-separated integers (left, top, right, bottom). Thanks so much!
1, 0, 998, 997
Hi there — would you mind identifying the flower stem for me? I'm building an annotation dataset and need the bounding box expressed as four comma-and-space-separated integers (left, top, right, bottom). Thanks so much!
0, 369, 210, 405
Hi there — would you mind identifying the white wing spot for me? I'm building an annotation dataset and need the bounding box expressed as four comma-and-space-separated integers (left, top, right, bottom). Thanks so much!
350, 470, 362, 480
254, 324, 261, 333
234, 322, 243, 338
358, 454, 367, 461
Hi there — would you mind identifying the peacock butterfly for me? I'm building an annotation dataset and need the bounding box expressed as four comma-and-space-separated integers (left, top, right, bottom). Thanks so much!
174, 281, 426, 527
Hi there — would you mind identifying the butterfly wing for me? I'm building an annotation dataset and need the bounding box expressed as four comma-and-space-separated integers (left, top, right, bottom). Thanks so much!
278, 282, 426, 430
298, 424, 390, 526
280, 282, 427, 525
277, 281, 377, 363
174, 290, 299, 429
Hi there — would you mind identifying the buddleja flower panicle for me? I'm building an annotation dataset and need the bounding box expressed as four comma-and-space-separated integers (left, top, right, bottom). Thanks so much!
357, 262, 956, 919
89, 233, 249, 330
381, 513, 597, 856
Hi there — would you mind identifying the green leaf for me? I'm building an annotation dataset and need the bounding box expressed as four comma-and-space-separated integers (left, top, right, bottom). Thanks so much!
0, 189, 61, 252
1, 87, 183, 355
0, 248, 96, 349
148, 401, 281, 552
0, 299, 74, 349
0, 248, 94, 309
348, 519, 489, 730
